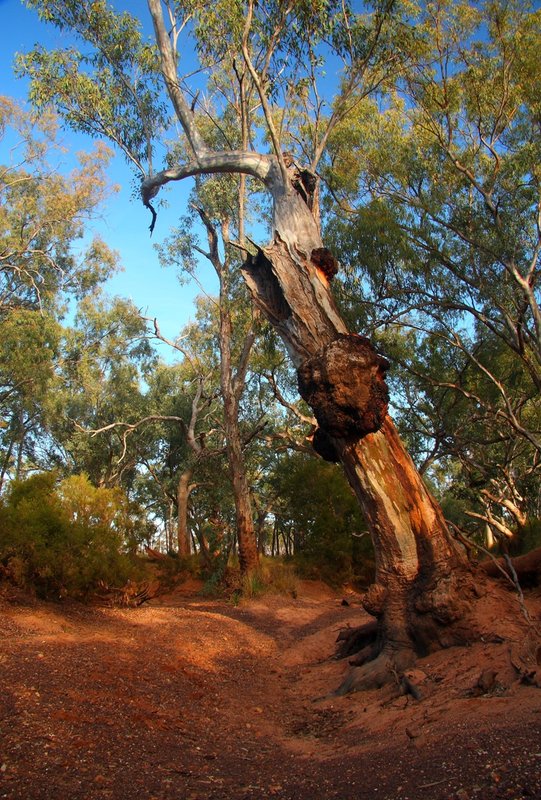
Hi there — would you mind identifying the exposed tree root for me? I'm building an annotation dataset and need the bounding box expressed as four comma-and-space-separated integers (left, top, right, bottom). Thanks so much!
333, 648, 417, 695
348, 643, 379, 667
335, 619, 378, 660
480, 547, 541, 588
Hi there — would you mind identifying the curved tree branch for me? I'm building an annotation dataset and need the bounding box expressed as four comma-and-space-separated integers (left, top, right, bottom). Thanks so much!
141, 151, 272, 218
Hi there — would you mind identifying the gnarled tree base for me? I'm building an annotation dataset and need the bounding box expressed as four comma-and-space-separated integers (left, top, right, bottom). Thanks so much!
332, 570, 539, 695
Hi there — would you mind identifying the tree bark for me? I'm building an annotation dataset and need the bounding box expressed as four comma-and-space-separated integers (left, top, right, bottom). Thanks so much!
220, 292, 259, 575
226, 421, 259, 573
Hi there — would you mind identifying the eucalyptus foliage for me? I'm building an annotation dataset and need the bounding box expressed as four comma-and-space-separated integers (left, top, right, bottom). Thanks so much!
0, 98, 119, 487
325, 0, 541, 538
17, 0, 541, 554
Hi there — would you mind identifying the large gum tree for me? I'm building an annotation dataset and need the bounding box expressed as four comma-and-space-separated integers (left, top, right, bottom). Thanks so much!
20, 0, 538, 691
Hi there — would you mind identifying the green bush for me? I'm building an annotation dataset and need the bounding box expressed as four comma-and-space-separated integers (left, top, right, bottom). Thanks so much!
514, 518, 541, 555
0, 472, 140, 599
272, 454, 374, 588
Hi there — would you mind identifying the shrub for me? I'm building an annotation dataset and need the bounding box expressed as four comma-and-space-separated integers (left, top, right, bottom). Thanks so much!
0, 473, 141, 598
259, 558, 298, 596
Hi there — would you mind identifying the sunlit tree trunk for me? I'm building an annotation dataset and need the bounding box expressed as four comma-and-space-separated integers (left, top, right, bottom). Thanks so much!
177, 467, 193, 557
240, 167, 475, 688
143, 152, 482, 686
140, 0, 507, 689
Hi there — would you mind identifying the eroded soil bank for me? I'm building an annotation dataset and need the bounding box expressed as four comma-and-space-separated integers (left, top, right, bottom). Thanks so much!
1, 581, 540, 800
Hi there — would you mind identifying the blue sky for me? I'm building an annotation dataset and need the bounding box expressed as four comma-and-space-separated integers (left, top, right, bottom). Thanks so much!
0, 0, 216, 348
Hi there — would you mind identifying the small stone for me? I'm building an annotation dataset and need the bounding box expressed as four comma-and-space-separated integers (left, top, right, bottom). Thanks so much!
477, 669, 498, 693
404, 669, 428, 684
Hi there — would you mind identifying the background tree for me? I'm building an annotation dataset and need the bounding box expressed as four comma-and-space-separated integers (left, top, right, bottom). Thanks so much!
47, 294, 155, 486
155, 164, 262, 573
124, 345, 229, 560
0, 96, 118, 486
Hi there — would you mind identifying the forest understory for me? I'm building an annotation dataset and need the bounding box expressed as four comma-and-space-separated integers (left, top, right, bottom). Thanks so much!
1, 578, 540, 800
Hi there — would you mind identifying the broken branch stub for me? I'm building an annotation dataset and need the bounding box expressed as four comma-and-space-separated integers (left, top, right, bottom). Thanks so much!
310, 247, 339, 282
297, 334, 390, 443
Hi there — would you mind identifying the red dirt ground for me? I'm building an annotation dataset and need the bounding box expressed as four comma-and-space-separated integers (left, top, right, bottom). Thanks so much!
1, 578, 540, 800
